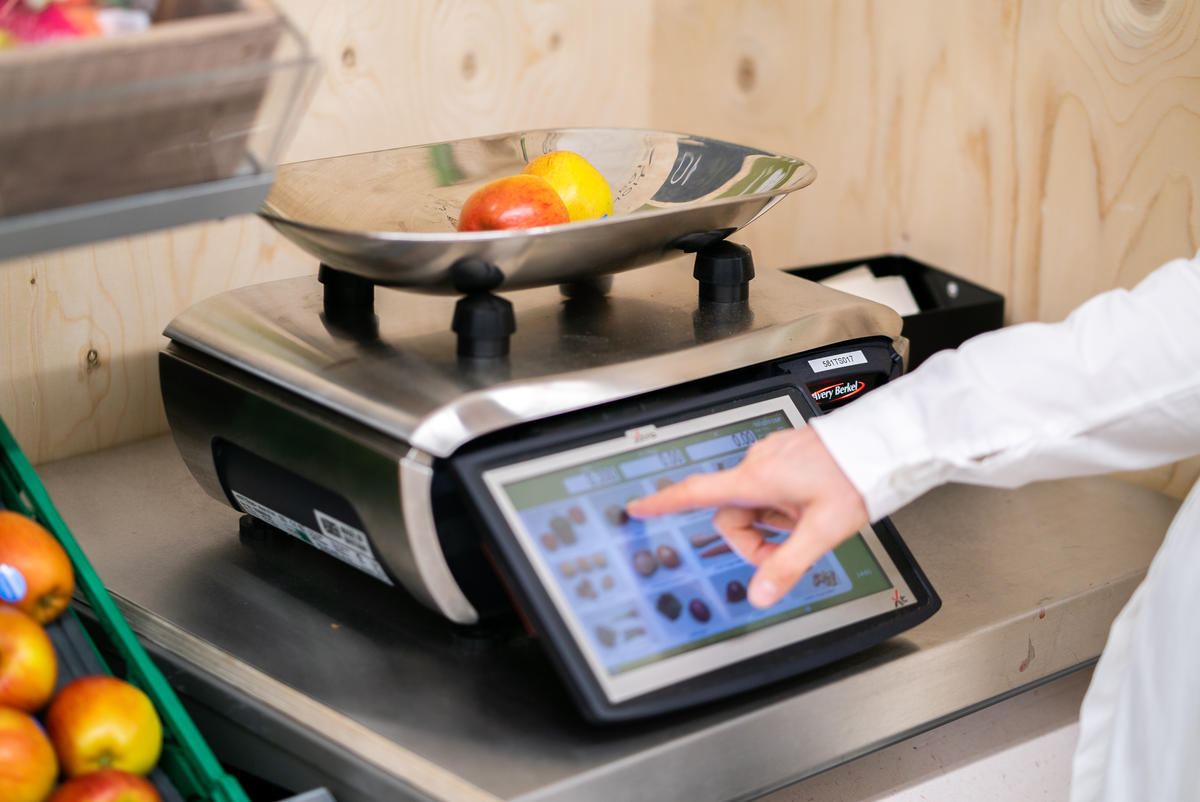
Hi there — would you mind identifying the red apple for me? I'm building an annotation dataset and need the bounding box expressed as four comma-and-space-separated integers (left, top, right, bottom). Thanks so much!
45, 676, 163, 777
0, 511, 75, 624
0, 705, 58, 802
457, 174, 570, 231
0, 606, 56, 712
48, 768, 162, 802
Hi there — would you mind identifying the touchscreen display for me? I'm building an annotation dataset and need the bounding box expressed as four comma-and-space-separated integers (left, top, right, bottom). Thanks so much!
489, 398, 894, 679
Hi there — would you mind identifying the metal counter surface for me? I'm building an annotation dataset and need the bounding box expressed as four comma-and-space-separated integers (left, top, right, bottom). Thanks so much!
37, 436, 1178, 802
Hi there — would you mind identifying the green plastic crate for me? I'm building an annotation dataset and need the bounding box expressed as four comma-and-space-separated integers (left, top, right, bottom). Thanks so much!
0, 415, 250, 802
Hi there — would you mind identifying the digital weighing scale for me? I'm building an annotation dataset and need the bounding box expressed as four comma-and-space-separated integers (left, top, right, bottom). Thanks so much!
160, 129, 939, 722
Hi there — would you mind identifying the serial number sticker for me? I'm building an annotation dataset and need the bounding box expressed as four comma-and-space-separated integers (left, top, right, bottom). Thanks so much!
808, 350, 868, 373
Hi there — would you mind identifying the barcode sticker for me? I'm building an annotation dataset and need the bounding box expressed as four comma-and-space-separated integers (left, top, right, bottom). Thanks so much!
231, 491, 393, 585
313, 510, 393, 584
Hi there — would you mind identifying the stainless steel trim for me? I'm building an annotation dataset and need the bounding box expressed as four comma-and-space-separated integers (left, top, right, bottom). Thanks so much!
400, 449, 479, 624
109, 596, 501, 802
160, 344, 456, 616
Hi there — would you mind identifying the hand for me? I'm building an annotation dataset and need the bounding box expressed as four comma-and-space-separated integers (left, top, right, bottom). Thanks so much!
625, 427, 869, 608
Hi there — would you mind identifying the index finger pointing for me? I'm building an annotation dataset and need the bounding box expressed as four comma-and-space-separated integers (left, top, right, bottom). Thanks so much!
626, 470, 753, 518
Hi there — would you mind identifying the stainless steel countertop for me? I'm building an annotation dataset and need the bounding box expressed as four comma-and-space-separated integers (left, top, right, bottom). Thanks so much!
37, 436, 1179, 802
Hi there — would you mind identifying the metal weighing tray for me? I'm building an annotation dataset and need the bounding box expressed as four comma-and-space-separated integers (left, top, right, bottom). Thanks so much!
260, 128, 816, 291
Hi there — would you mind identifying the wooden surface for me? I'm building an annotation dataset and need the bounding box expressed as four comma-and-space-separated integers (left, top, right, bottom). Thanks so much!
3, 0, 1199, 494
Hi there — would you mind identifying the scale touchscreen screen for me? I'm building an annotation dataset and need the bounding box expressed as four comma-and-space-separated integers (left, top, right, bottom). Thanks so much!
484, 397, 898, 693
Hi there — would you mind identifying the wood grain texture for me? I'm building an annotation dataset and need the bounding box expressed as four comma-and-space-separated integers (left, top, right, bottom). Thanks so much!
3, 0, 1199, 499
649, 0, 1200, 497
0, 0, 653, 464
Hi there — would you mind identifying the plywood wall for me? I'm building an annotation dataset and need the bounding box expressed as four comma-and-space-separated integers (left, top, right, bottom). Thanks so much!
3, 0, 1199, 494
0, 0, 655, 464
649, 0, 1200, 495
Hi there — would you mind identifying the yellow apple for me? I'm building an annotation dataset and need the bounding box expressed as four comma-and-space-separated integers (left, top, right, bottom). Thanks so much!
0, 606, 56, 713
45, 676, 163, 777
522, 151, 613, 222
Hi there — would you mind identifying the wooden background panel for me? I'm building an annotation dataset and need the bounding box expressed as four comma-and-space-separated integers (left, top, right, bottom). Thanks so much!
1013, 0, 1200, 322
650, 0, 893, 270
649, 1, 1021, 292
280, 0, 654, 160
0, 220, 306, 463
649, 0, 1200, 497
2, 0, 1199, 498
0, 0, 654, 465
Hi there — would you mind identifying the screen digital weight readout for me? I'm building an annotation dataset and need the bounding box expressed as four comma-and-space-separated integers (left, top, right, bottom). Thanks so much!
494, 403, 894, 677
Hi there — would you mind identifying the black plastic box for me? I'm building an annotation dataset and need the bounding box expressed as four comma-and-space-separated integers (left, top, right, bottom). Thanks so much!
788, 255, 1005, 369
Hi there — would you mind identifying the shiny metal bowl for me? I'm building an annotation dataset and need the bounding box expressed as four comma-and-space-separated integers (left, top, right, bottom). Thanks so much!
260, 128, 816, 293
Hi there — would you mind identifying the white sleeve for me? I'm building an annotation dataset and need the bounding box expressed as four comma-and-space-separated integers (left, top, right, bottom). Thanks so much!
808, 252, 1200, 522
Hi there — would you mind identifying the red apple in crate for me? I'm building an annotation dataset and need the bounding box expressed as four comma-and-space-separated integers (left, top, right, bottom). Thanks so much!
0, 511, 75, 624
0, 606, 56, 712
457, 174, 570, 231
0, 705, 58, 802
46, 676, 163, 777
48, 768, 162, 802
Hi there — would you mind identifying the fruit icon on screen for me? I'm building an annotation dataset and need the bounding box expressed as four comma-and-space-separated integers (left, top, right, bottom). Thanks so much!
595, 626, 616, 648
632, 549, 657, 578
549, 516, 577, 546
655, 593, 683, 621
605, 505, 628, 527
655, 545, 681, 569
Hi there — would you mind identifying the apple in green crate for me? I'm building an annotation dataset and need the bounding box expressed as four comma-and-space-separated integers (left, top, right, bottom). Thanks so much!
0, 705, 58, 802
48, 768, 162, 802
0, 511, 75, 625
0, 605, 56, 712
46, 676, 163, 777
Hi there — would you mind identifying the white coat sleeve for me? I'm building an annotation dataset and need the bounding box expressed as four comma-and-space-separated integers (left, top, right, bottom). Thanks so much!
808, 251, 1200, 522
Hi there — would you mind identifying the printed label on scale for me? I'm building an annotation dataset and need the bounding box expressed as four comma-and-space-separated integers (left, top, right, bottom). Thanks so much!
231, 491, 393, 585
808, 350, 868, 373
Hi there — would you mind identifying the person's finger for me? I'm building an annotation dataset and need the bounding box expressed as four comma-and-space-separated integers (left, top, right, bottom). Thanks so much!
755, 508, 796, 533
625, 469, 759, 518
712, 506, 779, 564
747, 510, 855, 608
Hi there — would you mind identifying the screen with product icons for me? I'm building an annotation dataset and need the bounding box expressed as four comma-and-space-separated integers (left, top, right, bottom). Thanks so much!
484, 397, 895, 681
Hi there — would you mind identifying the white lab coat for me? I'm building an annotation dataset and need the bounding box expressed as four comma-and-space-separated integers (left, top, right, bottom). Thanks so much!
809, 251, 1200, 801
